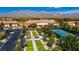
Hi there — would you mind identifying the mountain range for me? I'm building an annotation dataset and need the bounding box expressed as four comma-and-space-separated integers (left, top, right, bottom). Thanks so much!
0, 10, 79, 18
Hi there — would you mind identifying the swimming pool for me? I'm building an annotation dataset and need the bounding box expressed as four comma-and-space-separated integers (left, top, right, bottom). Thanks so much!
52, 29, 69, 38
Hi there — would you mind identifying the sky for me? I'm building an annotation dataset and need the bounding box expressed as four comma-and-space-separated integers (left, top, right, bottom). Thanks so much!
0, 7, 79, 13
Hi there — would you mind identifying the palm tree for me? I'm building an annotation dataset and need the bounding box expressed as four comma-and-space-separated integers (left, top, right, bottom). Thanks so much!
22, 25, 27, 34
59, 33, 79, 51
20, 34, 25, 49
60, 34, 74, 51
16, 18, 26, 28
0, 22, 4, 29
9, 23, 13, 30
49, 32, 56, 43
57, 18, 64, 28
41, 26, 52, 37
72, 36, 79, 50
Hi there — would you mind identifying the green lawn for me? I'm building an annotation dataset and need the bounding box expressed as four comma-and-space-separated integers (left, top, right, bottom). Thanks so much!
32, 30, 38, 37
35, 40, 45, 51
26, 40, 34, 51
26, 31, 31, 39
0, 32, 5, 40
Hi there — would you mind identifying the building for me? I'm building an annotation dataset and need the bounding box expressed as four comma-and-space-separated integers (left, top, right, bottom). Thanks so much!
25, 19, 57, 28
68, 21, 79, 27
0, 18, 58, 28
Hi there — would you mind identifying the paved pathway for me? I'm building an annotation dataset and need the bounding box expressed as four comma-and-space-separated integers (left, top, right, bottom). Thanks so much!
40, 39, 48, 50
52, 43, 56, 48
30, 31, 38, 51
24, 47, 26, 51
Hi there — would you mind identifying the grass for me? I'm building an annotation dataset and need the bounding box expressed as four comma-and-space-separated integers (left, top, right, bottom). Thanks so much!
32, 30, 38, 37
26, 31, 31, 39
0, 32, 5, 40
26, 40, 34, 51
35, 40, 45, 51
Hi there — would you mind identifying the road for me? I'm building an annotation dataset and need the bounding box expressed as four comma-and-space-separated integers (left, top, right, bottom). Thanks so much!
0, 29, 21, 51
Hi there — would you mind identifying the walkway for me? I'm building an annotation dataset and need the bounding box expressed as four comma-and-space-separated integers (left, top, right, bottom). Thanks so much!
30, 31, 38, 51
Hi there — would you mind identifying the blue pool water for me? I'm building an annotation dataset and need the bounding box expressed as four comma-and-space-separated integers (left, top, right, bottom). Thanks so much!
52, 29, 69, 38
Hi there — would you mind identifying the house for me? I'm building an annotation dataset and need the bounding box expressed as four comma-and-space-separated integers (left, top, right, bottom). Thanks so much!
0, 21, 18, 29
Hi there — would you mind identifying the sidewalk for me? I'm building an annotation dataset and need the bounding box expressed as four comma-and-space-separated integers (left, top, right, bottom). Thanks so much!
30, 31, 38, 51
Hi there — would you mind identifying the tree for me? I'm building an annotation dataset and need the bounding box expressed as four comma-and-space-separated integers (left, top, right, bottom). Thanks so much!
57, 18, 64, 27
28, 23, 37, 29
72, 36, 79, 50
60, 34, 74, 51
20, 34, 25, 48
22, 25, 27, 34
0, 22, 4, 29
14, 42, 22, 51
9, 23, 13, 30
16, 18, 26, 27
41, 26, 52, 37
49, 32, 56, 43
